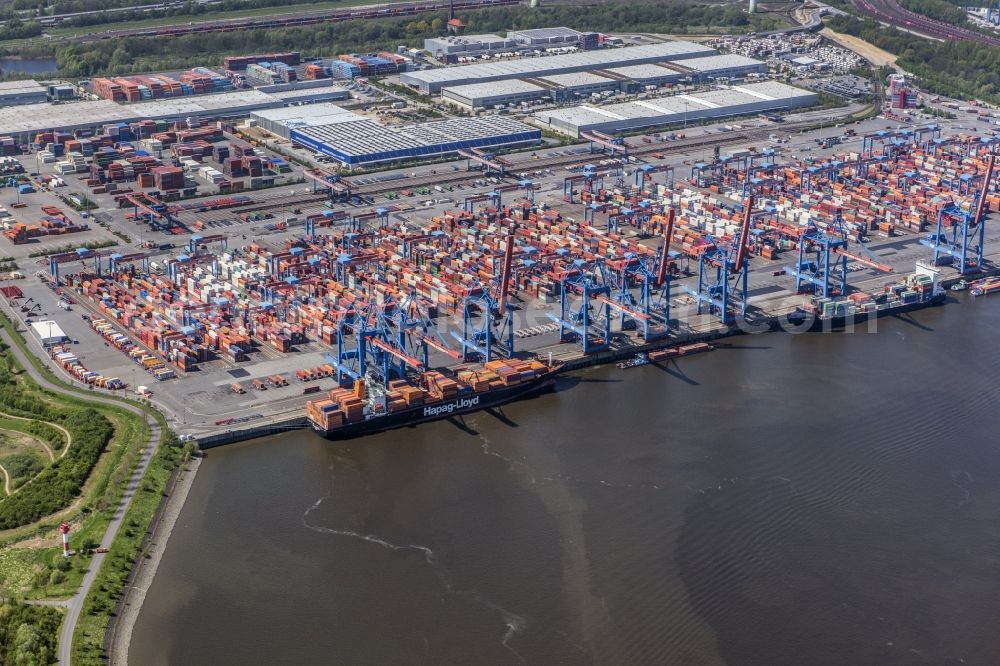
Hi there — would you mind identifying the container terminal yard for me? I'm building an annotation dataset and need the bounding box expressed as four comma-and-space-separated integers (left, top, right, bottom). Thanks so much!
1, 31, 999, 444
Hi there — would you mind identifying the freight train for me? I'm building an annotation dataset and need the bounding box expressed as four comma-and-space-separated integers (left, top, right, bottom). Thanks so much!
77, 0, 519, 41
852, 0, 1000, 48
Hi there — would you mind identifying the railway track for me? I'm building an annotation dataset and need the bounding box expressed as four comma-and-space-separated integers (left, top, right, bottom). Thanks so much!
180, 110, 864, 227
73, 0, 519, 42
852, 0, 1000, 47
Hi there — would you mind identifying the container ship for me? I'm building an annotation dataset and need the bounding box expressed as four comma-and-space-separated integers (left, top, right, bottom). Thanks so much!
306, 358, 559, 439
792, 265, 945, 329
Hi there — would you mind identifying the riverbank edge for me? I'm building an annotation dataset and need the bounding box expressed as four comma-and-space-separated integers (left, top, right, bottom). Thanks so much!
193, 287, 964, 449
105, 453, 202, 665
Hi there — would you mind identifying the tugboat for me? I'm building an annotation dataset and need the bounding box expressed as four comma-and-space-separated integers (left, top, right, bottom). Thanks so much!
617, 352, 650, 369
950, 280, 968, 292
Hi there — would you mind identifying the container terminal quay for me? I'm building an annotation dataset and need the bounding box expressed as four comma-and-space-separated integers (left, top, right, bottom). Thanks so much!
1, 33, 999, 443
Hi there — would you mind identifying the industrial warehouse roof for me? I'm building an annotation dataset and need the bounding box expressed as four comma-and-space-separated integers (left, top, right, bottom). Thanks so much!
603, 63, 683, 81
250, 102, 361, 127
443, 33, 511, 43
0, 80, 45, 95
678, 53, 768, 73
264, 87, 351, 104
292, 116, 538, 164
401, 42, 715, 88
538, 71, 615, 88
0, 89, 278, 137
442, 79, 545, 99
535, 82, 814, 128
256, 81, 351, 101
30, 320, 67, 344
508, 27, 585, 40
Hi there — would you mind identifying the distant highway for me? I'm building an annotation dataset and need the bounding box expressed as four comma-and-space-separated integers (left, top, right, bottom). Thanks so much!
852, 0, 1000, 46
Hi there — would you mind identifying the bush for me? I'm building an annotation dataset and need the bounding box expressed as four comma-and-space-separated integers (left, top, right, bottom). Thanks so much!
0, 408, 113, 529
0, 602, 60, 665
0, 453, 43, 489
828, 15, 1000, 105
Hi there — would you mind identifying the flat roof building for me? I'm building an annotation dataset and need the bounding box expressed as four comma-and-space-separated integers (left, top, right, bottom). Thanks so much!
400, 42, 716, 94
0, 89, 281, 142
31, 320, 68, 347
537, 71, 619, 99
425, 34, 518, 56
266, 87, 351, 105
508, 27, 590, 45
250, 102, 361, 138
291, 116, 540, 166
442, 80, 548, 109
604, 64, 686, 86
676, 54, 769, 80
534, 82, 816, 137
0, 80, 47, 107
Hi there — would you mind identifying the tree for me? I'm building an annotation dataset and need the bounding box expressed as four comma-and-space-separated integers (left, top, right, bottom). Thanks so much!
11, 623, 49, 666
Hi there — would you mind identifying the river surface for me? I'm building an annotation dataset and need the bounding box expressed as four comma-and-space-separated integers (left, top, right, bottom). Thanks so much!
0, 58, 58, 75
131, 295, 1000, 665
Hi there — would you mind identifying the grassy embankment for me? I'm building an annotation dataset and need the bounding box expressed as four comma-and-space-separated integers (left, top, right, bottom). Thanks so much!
0, 310, 187, 665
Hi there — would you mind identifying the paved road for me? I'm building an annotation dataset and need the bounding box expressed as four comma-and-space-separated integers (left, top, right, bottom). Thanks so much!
0, 315, 163, 666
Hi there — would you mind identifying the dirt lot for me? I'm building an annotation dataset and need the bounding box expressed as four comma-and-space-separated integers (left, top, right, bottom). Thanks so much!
821, 27, 900, 70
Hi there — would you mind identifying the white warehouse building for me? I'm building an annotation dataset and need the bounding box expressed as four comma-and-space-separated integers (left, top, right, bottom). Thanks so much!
442, 80, 549, 109
440, 52, 770, 109
400, 42, 715, 94
534, 82, 817, 137
424, 34, 518, 57
507, 27, 594, 46
0, 80, 47, 106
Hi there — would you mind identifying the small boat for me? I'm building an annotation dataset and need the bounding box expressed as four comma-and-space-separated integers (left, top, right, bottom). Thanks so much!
950, 280, 968, 292
617, 353, 649, 369
969, 277, 1000, 297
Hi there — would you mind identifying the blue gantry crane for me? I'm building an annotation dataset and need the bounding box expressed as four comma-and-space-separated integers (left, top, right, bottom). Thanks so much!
457, 147, 509, 177
580, 130, 631, 159
49, 247, 151, 281
452, 279, 516, 362
548, 260, 613, 354
563, 164, 601, 203
685, 195, 755, 324
784, 217, 849, 297
633, 163, 674, 195
921, 154, 994, 274
606, 209, 676, 340
392, 292, 463, 369
326, 296, 460, 389
451, 229, 517, 362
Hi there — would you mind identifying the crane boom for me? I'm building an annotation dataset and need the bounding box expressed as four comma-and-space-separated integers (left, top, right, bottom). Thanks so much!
655, 209, 676, 287
974, 154, 996, 226
833, 248, 893, 273
594, 294, 649, 321
733, 194, 755, 271
497, 228, 516, 313
415, 332, 462, 360
368, 337, 424, 369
